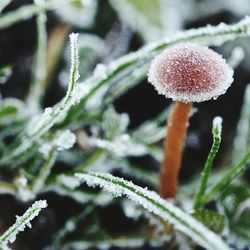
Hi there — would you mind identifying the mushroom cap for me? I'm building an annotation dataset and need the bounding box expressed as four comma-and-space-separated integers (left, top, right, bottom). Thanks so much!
148, 43, 234, 103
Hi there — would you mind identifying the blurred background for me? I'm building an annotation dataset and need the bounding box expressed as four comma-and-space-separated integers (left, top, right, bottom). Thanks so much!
0, 0, 250, 249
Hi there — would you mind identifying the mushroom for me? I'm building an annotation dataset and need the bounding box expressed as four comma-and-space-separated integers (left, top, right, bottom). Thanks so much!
148, 43, 234, 199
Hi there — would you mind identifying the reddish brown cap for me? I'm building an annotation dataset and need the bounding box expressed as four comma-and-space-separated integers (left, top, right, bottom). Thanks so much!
148, 43, 234, 103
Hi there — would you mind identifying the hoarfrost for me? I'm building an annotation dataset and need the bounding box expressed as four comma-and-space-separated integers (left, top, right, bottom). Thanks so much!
90, 134, 147, 157
213, 116, 223, 135
71, 82, 92, 105
55, 129, 76, 151
75, 172, 231, 250
39, 129, 76, 158
148, 43, 234, 103
102, 107, 129, 139
93, 64, 108, 80
0, 200, 47, 248
27, 107, 53, 137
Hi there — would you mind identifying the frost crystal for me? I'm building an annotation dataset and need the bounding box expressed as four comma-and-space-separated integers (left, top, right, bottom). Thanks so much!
148, 43, 234, 103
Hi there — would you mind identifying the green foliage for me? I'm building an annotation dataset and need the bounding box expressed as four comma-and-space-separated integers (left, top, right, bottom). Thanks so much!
0, 1, 250, 249
75, 172, 230, 250
0, 200, 47, 249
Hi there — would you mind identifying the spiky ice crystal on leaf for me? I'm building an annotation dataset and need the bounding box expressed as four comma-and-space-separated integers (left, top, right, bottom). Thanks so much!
148, 43, 234, 103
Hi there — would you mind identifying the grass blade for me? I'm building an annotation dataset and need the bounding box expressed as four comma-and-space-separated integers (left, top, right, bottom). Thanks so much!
202, 151, 250, 204
193, 117, 222, 210
75, 172, 231, 250
0, 200, 47, 249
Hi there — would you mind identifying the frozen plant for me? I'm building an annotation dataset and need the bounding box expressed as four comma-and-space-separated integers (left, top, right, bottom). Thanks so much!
148, 43, 233, 198
0, 1, 250, 249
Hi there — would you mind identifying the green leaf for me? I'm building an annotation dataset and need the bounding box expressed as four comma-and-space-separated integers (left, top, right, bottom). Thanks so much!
0, 98, 26, 125
102, 107, 129, 140
219, 184, 250, 218
0, 65, 12, 84
202, 151, 250, 204
75, 172, 231, 250
192, 209, 225, 234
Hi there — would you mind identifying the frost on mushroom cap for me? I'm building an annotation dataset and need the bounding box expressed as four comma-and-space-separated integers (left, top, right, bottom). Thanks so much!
148, 43, 234, 103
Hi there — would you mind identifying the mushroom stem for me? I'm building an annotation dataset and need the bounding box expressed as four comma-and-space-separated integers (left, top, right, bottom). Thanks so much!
160, 101, 193, 199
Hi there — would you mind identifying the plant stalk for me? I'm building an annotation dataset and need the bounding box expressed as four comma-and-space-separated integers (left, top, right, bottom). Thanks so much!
160, 101, 192, 199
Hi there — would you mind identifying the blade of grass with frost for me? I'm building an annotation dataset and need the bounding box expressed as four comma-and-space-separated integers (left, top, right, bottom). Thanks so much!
27, 0, 47, 112
193, 117, 222, 210
0, 33, 79, 167
75, 172, 231, 250
60, 235, 168, 250
0, 0, 75, 29
202, 151, 250, 204
0, 200, 47, 249
31, 150, 57, 193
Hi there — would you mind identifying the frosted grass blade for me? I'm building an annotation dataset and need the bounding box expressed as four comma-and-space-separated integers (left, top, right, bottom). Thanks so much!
0, 200, 47, 249
75, 172, 231, 250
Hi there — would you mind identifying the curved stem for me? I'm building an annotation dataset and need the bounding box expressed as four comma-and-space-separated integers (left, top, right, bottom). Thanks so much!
160, 101, 192, 199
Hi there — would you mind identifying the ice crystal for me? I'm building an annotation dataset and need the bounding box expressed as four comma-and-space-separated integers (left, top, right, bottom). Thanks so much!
148, 43, 234, 103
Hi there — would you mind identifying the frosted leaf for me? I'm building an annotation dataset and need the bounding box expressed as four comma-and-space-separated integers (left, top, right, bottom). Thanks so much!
122, 200, 143, 220
71, 82, 92, 105
213, 116, 223, 135
27, 107, 52, 136
55, 129, 76, 151
57, 175, 81, 189
39, 129, 76, 158
90, 134, 147, 157
0, 200, 47, 248
93, 64, 108, 80
148, 43, 234, 103
75, 172, 231, 250
102, 107, 129, 139
0, 98, 27, 125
